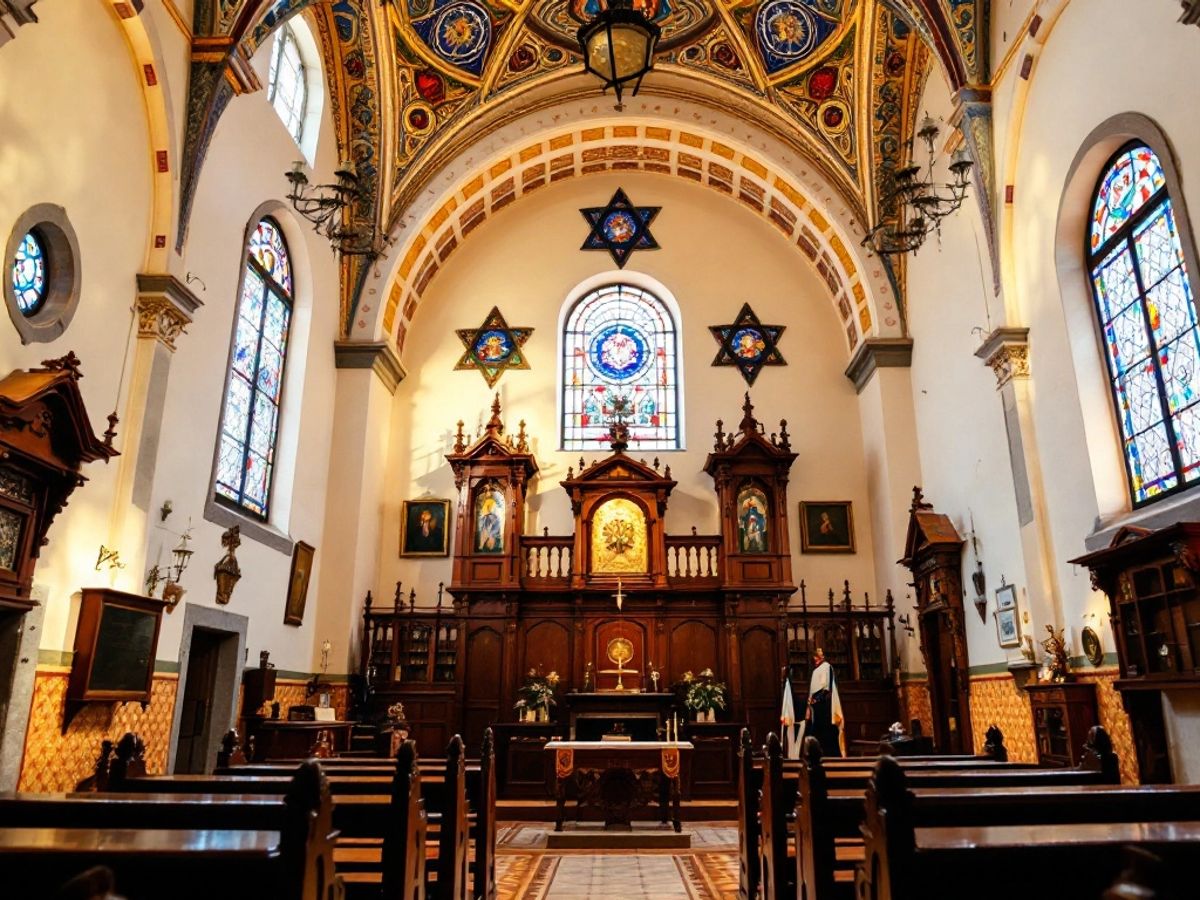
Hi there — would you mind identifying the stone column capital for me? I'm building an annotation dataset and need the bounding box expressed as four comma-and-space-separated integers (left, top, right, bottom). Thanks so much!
974, 326, 1030, 388
136, 273, 203, 351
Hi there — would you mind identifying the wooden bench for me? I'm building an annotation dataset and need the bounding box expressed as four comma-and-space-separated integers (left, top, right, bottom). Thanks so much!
856, 756, 1200, 900
127, 729, 488, 900
737, 725, 1014, 900
795, 728, 1164, 900
0, 760, 342, 900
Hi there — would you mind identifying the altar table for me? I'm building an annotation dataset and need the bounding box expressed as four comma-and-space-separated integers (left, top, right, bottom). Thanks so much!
546, 740, 693, 832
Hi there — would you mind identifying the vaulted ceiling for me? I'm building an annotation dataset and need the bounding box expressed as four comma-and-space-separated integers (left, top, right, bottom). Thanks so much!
182, 0, 991, 334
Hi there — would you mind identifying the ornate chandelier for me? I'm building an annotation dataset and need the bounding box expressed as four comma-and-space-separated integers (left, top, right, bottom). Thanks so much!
577, 0, 660, 110
862, 114, 974, 256
284, 159, 379, 256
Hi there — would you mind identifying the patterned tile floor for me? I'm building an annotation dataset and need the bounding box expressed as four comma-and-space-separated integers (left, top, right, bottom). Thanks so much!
495, 823, 740, 900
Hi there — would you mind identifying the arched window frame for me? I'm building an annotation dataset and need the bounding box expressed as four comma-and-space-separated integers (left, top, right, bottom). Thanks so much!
559, 280, 683, 452
1087, 140, 1200, 507
213, 217, 294, 521
268, 22, 309, 145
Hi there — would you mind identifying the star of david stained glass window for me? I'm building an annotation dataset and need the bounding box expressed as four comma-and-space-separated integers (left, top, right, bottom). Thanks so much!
1088, 143, 1200, 506
214, 218, 294, 519
562, 283, 681, 451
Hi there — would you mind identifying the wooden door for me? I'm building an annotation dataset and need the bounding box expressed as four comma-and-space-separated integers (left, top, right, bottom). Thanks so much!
921, 610, 967, 753
174, 628, 223, 773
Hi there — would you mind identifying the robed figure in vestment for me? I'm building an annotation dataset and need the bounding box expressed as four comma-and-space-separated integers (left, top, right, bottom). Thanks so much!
798, 648, 844, 757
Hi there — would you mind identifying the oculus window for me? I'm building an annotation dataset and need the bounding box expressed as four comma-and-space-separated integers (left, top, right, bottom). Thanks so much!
10, 230, 47, 316
562, 283, 681, 451
1089, 143, 1200, 505
215, 218, 294, 519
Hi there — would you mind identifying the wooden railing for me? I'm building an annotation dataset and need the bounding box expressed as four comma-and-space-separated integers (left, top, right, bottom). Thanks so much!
665, 533, 721, 584
521, 534, 573, 585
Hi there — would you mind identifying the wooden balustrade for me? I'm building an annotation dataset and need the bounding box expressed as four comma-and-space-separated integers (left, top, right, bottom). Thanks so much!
520, 535, 573, 585
665, 534, 721, 584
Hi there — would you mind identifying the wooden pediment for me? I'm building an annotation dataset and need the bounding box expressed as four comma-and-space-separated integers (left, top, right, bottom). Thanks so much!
0, 354, 118, 472
445, 394, 538, 483
900, 488, 962, 565
561, 452, 676, 491
702, 393, 796, 475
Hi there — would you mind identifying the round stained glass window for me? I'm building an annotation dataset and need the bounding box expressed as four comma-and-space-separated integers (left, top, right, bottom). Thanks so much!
11, 231, 47, 316
588, 323, 652, 383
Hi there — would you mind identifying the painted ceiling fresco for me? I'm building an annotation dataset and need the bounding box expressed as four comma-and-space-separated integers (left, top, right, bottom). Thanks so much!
182, 0, 989, 331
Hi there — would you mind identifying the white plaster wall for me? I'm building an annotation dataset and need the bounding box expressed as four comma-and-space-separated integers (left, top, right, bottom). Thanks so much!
0, 0, 152, 654
1009, 0, 1200, 645
149, 22, 343, 674
904, 67, 1030, 671
378, 172, 880, 608
0, 6, 342, 675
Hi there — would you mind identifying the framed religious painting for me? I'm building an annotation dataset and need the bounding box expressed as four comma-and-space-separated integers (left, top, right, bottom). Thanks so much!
799, 501, 855, 553
400, 499, 451, 557
472, 481, 505, 554
994, 583, 1021, 648
284, 541, 315, 626
736, 484, 770, 554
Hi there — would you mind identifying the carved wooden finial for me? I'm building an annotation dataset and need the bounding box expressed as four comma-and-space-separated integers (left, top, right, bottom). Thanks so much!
408, 587, 416, 613
516, 419, 529, 452
453, 420, 466, 454
393, 581, 402, 604
663, 464, 672, 479
40, 351, 84, 379
543, 526, 549, 536
437, 582, 444, 608
566, 466, 574, 479
778, 419, 790, 451
579, 457, 586, 471
102, 411, 119, 451
739, 392, 756, 432
713, 419, 726, 451
653, 456, 660, 470
910, 485, 931, 511
486, 393, 504, 433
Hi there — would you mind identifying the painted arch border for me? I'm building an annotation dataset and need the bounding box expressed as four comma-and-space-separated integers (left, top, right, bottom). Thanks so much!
353, 102, 901, 362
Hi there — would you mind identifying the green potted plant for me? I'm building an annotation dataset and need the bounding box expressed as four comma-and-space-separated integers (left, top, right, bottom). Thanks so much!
679, 668, 728, 722
515, 668, 560, 722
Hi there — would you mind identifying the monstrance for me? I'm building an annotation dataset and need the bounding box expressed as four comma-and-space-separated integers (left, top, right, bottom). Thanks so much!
598, 578, 640, 691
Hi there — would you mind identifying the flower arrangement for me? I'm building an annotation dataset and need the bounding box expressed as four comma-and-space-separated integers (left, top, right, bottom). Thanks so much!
515, 667, 560, 713
678, 668, 728, 716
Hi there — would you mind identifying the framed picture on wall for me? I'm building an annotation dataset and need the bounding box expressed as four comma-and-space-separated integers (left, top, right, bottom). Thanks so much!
799, 501, 855, 553
994, 583, 1021, 648
284, 541, 315, 626
400, 499, 451, 557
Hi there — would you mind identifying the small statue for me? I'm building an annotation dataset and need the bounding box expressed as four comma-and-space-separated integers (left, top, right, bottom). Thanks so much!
583, 661, 595, 692
649, 661, 661, 692
1040, 624, 1070, 682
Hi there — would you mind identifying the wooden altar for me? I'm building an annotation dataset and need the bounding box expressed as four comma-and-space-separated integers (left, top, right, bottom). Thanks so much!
546, 740, 692, 832
359, 394, 900, 791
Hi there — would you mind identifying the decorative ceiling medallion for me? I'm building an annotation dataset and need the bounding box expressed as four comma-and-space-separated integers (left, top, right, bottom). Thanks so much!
454, 306, 534, 387
750, 0, 846, 77
709, 302, 787, 385
579, 188, 661, 269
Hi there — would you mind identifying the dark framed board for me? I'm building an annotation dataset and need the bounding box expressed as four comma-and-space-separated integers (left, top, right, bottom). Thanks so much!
65, 587, 167, 731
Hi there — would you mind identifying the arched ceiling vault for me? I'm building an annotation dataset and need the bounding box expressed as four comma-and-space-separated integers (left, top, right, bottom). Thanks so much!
359, 108, 904, 362
176, 0, 992, 330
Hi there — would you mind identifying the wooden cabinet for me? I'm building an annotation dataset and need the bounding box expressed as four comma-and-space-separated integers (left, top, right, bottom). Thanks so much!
1026, 683, 1098, 768
1070, 524, 1200, 783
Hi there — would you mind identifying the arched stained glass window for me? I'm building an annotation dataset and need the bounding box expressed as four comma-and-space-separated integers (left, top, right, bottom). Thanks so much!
215, 218, 293, 519
268, 23, 307, 143
562, 283, 681, 451
1089, 143, 1200, 505
10, 231, 47, 316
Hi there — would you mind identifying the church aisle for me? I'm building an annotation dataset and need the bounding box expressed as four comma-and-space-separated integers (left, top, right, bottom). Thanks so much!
494, 823, 740, 899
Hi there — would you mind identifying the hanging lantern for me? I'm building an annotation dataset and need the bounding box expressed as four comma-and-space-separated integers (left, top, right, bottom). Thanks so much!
577, 0, 660, 109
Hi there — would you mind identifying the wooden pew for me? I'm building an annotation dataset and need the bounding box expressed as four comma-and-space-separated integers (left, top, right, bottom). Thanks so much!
736, 726, 1013, 900
795, 729, 1162, 900
217, 727, 496, 900
765, 728, 1120, 900
855, 755, 1200, 900
0, 760, 343, 900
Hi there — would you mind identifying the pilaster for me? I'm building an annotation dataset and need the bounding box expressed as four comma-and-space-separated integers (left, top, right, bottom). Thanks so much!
105, 275, 203, 589
974, 327, 1062, 637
